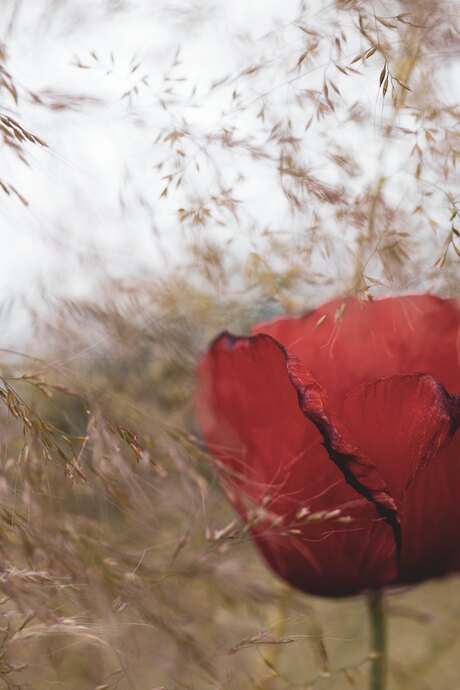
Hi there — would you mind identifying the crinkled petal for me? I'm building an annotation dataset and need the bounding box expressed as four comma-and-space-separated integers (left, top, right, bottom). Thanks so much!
399, 403, 460, 582
252, 295, 460, 405
196, 332, 398, 596
340, 373, 460, 580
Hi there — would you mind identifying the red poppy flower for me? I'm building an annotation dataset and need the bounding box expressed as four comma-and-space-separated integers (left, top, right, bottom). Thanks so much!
196, 295, 460, 597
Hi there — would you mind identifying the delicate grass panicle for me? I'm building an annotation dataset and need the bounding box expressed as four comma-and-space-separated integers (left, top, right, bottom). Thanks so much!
0, 0, 459, 688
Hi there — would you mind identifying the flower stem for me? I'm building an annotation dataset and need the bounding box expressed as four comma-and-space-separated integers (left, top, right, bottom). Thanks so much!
368, 589, 387, 690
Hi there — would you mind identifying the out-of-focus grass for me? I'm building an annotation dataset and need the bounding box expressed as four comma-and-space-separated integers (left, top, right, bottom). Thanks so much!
0, 288, 459, 690
1, 1, 460, 685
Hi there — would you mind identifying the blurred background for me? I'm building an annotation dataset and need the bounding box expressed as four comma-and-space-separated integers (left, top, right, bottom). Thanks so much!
0, 0, 459, 687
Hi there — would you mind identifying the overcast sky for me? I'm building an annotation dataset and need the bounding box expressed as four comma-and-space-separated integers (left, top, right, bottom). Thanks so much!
2, 0, 459, 344
2, 1, 302, 338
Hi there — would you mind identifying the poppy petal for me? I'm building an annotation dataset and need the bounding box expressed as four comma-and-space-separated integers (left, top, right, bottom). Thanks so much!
196, 332, 399, 595
252, 295, 460, 405
341, 374, 458, 504
340, 373, 460, 580
399, 402, 460, 582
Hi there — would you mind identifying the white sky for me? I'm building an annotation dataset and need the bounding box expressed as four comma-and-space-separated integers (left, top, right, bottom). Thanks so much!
2, 1, 300, 338
1, 0, 459, 344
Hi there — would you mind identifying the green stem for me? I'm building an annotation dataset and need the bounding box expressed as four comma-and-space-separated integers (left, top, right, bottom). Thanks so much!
368, 589, 387, 690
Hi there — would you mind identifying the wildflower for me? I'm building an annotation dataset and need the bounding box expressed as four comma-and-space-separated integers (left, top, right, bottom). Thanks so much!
196, 295, 460, 597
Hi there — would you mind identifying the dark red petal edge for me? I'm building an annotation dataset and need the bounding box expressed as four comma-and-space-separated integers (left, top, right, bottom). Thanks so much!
451, 394, 460, 433
284, 350, 402, 557
212, 331, 402, 553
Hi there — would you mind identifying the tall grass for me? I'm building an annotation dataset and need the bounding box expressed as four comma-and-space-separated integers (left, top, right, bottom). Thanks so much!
0, 0, 459, 687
